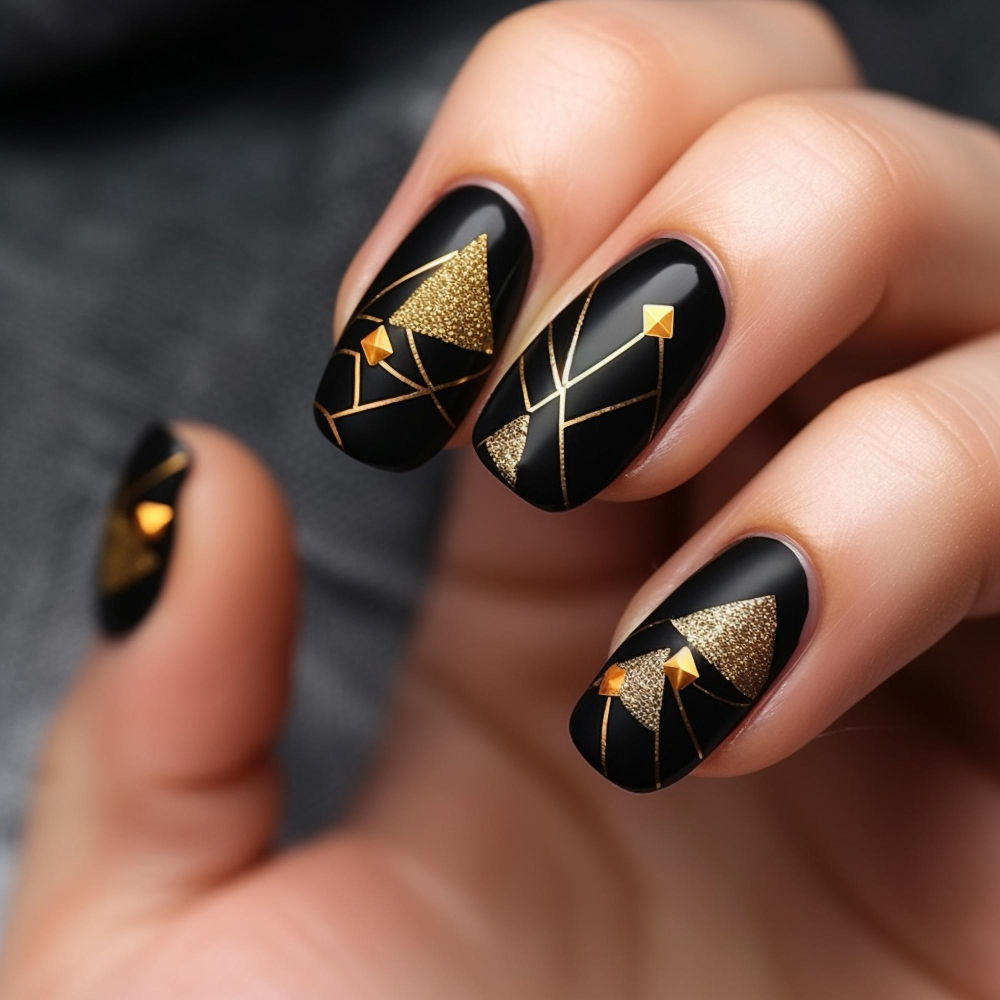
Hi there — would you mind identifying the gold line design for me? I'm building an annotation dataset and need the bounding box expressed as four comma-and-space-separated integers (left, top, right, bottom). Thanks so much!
595, 593, 775, 783
600, 696, 612, 777
119, 452, 189, 507
508, 280, 668, 507
319, 247, 495, 446
407, 329, 455, 429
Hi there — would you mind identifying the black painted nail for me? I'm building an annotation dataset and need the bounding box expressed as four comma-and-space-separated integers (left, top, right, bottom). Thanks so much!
570, 537, 809, 792
314, 185, 533, 471
97, 424, 191, 636
474, 238, 725, 510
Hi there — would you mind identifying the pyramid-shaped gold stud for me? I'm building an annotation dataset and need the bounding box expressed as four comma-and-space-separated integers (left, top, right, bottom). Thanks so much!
360, 324, 393, 366
642, 304, 674, 339
133, 501, 174, 540
598, 663, 627, 696
662, 645, 699, 692
389, 234, 494, 354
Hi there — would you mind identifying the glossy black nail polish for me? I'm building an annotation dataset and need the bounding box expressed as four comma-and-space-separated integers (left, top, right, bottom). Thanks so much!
314, 185, 533, 471
97, 424, 190, 635
570, 537, 809, 792
474, 238, 725, 510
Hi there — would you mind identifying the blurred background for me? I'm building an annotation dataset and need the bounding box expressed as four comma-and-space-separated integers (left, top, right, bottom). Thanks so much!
0, 0, 997, 908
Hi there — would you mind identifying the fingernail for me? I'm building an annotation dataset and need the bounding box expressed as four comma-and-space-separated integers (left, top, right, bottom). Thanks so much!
314, 185, 533, 471
97, 423, 191, 635
474, 238, 725, 510
569, 537, 809, 792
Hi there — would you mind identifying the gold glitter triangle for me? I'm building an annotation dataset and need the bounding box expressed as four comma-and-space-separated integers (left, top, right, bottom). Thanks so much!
663, 645, 699, 692
642, 303, 674, 339
482, 414, 529, 487
389, 234, 494, 354
360, 324, 393, 366
615, 648, 671, 732
671, 596, 777, 699
99, 509, 161, 594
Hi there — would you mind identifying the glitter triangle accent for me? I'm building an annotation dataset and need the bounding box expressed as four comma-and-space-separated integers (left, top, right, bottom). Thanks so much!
642, 303, 674, 339
482, 414, 529, 487
671, 595, 777, 699
389, 234, 493, 354
100, 509, 161, 594
615, 648, 671, 732
360, 324, 393, 366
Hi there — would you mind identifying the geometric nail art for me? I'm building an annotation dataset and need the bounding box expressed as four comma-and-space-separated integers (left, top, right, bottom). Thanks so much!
570, 537, 809, 792
475, 239, 725, 511
313, 186, 533, 472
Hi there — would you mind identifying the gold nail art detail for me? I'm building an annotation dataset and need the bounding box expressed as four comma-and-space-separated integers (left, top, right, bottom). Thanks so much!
663, 645, 698, 692
671, 596, 777, 699
133, 501, 174, 540
360, 324, 393, 366
99, 453, 188, 596
481, 414, 530, 487
642, 303, 674, 339
389, 233, 493, 354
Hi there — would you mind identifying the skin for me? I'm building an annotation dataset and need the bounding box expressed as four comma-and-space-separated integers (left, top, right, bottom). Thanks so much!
3, 2, 1000, 997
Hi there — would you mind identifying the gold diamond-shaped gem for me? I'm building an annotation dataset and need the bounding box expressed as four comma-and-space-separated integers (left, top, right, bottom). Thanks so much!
360, 324, 393, 366
598, 663, 627, 696
133, 501, 174, 540
642, 304, 674, 339
662, 645, 699, 692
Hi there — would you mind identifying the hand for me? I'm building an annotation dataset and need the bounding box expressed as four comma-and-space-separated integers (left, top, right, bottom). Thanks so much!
4, 3, 999, 997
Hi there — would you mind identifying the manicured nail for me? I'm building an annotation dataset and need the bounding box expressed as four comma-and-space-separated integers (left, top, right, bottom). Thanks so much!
97, 424, 190, 635
314, 185, 533, 471
474, 238, 725, 510
569, 537, 809, 792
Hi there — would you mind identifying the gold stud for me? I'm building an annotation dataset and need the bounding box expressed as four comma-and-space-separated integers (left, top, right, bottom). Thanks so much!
598, 664, 627, 696
662, 645, 699, 692
133, 501, 174, 540
642, 303, 674, 339
360, 324, 393, 366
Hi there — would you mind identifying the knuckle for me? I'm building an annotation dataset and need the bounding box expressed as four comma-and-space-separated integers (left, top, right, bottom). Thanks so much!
476, 2, 669, 94
834, 375, 1000, 501
724, 93, 918, 240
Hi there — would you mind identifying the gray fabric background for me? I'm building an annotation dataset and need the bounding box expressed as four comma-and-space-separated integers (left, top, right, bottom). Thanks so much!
0, 0, 997, 909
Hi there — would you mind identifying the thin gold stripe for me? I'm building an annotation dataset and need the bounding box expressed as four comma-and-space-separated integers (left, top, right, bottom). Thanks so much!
407, 329, 455, 429
518, 354, 532, 411
378, 360, 423, 391
673, 685, 703, 761
565, 331, 645, 391
562, 279, 598, 383
649, 334, 664, 443
654, 729, 661, 790
355, 312, 382, 324
119, 451, 189, 507
356, 250, 457, 314
692, 683, 750, 708
313, 400, 343, 447
558, 389, 569, 509
601, 696, 612, 776
562, 390, 657, 429
546, 323, 561, 391
327, 366, 491, 419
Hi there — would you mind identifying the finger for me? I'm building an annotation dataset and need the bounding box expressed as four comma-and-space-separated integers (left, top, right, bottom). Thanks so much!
6, 423, 297, 939
313, 0, 857, 470
569, 329, 1000, 794
473, 89, 1000, 510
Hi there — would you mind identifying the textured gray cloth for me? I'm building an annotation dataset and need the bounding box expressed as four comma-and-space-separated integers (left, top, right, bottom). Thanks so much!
0, 0, 997, 911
